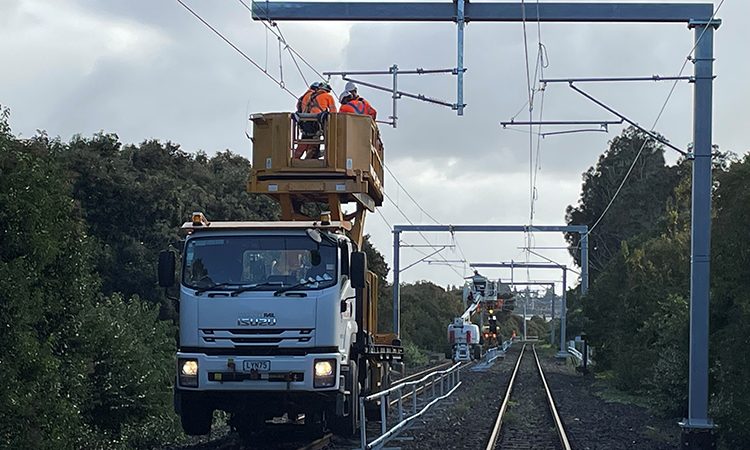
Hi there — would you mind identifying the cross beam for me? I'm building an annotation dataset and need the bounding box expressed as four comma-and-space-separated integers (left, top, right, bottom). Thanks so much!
472, 262, 563, 270
392, 224, 589, 339
506, 282, 558, 344
471, 262, 570, 355
251, 2, 713, 23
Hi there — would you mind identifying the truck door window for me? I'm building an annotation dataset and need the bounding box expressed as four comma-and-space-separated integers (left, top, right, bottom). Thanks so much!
183, 235, 337, 291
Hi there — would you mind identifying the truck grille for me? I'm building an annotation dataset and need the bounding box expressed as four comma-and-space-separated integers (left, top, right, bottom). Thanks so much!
201, 328, 314, 346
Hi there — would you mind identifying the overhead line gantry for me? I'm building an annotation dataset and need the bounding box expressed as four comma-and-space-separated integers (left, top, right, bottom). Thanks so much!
253, 2, 721, 445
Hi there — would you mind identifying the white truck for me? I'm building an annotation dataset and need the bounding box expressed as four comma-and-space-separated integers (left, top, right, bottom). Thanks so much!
446, 271, 503, 361
158, 112, 401, 437
447, 318, 480, 361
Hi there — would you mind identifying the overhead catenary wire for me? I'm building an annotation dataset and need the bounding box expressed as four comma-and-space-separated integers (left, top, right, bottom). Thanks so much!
383, 191, 464, 280
175, 0, 295, 98
529, 0, 548, 226
519, 0, 551, 272
239, 0, 308, 88
384, 163, 472, 277
519, 0, 534, 240
384, 164, 441, 224
238, 0, 329, 87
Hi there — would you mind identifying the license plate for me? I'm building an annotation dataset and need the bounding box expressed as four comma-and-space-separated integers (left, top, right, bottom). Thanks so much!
242, 360, 271, 372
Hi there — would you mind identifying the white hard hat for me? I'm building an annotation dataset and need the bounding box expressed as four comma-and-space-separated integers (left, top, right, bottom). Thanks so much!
339, 91, 353, 103
344, 81, 358, 93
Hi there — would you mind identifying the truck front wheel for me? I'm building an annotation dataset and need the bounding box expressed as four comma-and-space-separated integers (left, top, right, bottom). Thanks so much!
180, 396, 213, 436
330, 361, 359, 437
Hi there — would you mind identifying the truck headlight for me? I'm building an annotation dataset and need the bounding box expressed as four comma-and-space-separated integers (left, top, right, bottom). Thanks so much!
179, 359, 199, 387
313, 359, 336, 388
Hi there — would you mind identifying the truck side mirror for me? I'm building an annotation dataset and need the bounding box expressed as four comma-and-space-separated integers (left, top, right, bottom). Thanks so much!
158, 250, 176, 288
340, 242, 350, 277
350, 251, 367, 289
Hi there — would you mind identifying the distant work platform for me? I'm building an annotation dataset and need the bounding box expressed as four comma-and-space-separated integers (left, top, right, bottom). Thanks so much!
249, 112, 384, 211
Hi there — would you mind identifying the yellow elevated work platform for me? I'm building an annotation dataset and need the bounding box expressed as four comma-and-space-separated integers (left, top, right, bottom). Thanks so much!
248, 112, 385, 247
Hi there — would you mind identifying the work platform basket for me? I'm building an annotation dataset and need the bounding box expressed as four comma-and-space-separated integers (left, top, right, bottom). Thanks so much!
248, 112, 385, 212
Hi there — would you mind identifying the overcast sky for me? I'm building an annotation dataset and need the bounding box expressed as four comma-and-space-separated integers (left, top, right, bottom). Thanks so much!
2, 0, 747, 294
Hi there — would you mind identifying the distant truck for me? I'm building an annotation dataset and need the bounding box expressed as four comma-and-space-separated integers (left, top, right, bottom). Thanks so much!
447, 318, 480, 361
158, 112, 402, 437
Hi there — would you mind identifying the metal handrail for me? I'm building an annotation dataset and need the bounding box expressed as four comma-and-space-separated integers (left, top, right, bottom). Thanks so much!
365, 362, 460, 401
359, 362, 463, 449
567, 344, 593, 365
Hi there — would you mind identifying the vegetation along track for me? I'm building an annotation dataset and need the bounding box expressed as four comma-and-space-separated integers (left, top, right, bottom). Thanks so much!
486, 344, 571, 450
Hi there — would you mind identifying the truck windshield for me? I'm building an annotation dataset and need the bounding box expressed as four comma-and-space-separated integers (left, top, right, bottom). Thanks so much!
182, 235, 337, 291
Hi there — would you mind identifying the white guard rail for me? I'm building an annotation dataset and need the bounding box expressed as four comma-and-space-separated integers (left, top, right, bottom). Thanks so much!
567, 341, 593, 365
359, 362, 463, 450
484, 339, 513, 364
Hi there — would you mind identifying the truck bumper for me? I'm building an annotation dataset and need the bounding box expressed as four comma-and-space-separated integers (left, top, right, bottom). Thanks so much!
175, 351, 343, 392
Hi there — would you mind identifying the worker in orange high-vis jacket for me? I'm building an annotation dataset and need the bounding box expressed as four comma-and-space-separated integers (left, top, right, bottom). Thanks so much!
294, 82, 337, 158
296, 82, 318, 114
339, 86, 377, 121
297, 82, 337, 114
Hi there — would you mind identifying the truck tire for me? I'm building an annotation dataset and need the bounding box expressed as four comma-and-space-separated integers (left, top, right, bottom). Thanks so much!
330, 361, 359, 437
364, 361, 388, 421
180, 398, 213, 436
234, 412, 267, 441
305, 409, 326, 437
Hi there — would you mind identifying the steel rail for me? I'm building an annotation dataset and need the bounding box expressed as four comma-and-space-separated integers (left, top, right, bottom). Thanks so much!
296, 432, 332, 450
532, 346, 572, 450
485, 344, 526, 450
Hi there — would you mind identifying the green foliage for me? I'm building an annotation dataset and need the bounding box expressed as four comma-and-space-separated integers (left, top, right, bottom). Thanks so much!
527, 316, 549, 340
59, 136, 277, 319
402, 341, 429, 367
79, 294, 180, 448
399, 282, 463, 352
568, 127, 750, 447
0, 113, 183, 449
496, 311, 521, 341
0, 115, 94, 449
565, 127, 680, 278
708, 155, 750, 448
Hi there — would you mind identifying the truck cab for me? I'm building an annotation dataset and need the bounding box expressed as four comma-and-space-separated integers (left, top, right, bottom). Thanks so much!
447, 318, 480, 362
160, 112, 401, 437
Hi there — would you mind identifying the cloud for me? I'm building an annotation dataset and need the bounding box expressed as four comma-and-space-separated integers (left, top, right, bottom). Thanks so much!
1, 0, 748, 287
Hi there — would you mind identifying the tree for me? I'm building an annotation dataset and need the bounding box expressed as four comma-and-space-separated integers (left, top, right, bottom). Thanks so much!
0, 112, 181, 449
59, 136, 278, 319
565, 127, 680, 279
707, 155, 750, 447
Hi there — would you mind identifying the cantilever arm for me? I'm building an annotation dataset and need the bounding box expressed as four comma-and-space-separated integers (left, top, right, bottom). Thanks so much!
568, 83, 689, 156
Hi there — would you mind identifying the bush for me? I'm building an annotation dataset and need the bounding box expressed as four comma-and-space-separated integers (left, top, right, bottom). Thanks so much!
402, 341, 430, 368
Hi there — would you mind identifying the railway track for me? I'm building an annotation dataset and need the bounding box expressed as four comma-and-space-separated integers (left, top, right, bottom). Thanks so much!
485, 344, 571, 450
296, 432, 332, 450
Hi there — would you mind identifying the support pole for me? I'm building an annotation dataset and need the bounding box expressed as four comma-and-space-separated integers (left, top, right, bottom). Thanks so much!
580, 233, 589, 294
455, 0, 466, 115
391, 64, 399, 128
680, 20, 717, 447
393, 229, 401, 336
523, 287, 528, 340
550, 290, 555, 345
556, 268, 568, 358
